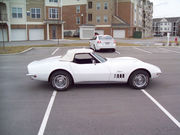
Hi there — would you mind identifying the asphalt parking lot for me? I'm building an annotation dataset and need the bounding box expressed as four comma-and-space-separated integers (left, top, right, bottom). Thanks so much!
0, 46, 180, 135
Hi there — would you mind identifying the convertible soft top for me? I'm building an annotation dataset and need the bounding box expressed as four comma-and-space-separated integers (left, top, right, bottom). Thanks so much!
61, 48, 93, 61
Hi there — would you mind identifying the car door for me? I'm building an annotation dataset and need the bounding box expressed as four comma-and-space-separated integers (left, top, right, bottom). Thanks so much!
70, 53, 110, 83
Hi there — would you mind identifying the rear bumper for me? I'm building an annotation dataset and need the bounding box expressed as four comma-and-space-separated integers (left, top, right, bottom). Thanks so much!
96, 44, 116, 50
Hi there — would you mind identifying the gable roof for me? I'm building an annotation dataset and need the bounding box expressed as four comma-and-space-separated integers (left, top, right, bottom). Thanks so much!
153, 17, 180, 23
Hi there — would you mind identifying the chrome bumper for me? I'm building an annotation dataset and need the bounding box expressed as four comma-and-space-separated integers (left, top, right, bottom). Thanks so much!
26, 74, 36, 79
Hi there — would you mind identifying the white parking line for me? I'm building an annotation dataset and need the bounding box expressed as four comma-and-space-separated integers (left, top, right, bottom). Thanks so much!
133, 47, 152, 54
115, 51, 121, 54
38, 91, 57, 135
141, 89, 180, 128
51, 48, 59, 55
159, 48, 180, 54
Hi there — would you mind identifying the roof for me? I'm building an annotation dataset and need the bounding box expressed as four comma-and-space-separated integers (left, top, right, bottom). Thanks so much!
153, 17, 180, 23
61, 48, 93, 61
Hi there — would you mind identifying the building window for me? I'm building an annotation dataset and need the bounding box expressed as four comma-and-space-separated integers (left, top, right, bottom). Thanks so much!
104, 16, 108, 23
104, 2, 108, 10
88, 2, 92, 9
12, 7, 22, 18
76, 6, 80, 13
76, 17, 80, 24
49, 8, 58, 19
134, 20, 136, 25
88, 14, 92, 21
96, 16, 101, 23
31, 8, 40, 18
96, 3, 101, 10
49, 0, 58, 2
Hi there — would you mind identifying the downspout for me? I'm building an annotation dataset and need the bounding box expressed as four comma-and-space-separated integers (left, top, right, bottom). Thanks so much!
61, 0, 64, 39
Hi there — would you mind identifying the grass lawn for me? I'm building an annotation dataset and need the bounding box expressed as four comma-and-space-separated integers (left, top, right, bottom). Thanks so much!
0, 42, 139, 54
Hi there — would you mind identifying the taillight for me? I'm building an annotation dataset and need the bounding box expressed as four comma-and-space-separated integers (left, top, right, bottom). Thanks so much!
97, 40, 101, 43
114, 40, 116, 43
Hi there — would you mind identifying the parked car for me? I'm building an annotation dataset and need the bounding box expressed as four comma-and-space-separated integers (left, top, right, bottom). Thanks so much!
89, 35, 116, 51
27, 48, 161, 91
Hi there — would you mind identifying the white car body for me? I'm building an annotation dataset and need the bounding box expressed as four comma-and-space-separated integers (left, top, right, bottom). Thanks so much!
89, 35, 116, 51
27, 48, 161, 90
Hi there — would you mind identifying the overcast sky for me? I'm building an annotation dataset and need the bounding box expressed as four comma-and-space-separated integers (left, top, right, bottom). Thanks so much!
149, 0, 180, 18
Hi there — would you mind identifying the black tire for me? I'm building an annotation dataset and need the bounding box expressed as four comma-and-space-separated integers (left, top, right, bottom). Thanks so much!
111, 49, 115, 52
50, 71, 73, 91
128, 70, 150, 89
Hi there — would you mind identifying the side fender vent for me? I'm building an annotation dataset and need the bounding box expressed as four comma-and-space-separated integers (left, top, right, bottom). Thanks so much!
114, 74, 125, 79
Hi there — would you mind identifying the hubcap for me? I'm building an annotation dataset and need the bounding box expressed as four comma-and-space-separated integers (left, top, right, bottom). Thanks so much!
53, 75, 68, 89
133, 74, 147, 88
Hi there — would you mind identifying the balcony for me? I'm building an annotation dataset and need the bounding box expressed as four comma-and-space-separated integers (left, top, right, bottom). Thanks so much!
0, 2, 8, 22
0, 13, 8, 21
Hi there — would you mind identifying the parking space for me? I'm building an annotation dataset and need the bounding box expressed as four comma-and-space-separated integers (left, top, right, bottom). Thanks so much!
0, 46, 180, 135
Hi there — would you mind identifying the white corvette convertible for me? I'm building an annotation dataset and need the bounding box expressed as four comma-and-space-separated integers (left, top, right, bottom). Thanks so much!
27, 48, 161, 91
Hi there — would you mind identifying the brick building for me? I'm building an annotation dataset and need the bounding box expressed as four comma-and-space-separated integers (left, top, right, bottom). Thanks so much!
0, 0, 153, 42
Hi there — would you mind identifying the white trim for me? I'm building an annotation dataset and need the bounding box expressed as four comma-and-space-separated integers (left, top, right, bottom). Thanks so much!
47, 24, 49, 40
95, 25, 111, 28
27, 22, 44, 25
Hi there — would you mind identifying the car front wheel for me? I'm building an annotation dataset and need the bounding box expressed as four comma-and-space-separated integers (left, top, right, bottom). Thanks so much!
128, 70, 150, 89
50, 71, 73, 91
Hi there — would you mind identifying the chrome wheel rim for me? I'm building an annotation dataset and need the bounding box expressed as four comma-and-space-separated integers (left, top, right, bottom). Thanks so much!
133, 74, 147, 88
53, 75, 69, 89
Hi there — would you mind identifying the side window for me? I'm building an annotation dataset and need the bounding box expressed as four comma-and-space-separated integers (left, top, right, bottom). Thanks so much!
73, 53, 99, 64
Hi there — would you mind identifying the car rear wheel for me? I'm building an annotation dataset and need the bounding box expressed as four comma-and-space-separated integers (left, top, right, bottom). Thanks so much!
128, 70, 150, 89
50, 71, 73, 91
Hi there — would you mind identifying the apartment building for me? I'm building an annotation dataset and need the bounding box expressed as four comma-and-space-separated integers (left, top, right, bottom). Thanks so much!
85, 0, 153, 38
153, 17, 180, 36
0, 0, 153, 42
0, 0, 87, 41
142, 0, 153, 37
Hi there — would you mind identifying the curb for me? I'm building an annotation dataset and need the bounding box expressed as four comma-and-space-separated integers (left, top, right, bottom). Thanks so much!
0, 47, 33, 56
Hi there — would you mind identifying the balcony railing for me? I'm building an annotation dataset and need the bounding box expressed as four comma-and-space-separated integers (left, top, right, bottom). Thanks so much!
0, 13, 8, 21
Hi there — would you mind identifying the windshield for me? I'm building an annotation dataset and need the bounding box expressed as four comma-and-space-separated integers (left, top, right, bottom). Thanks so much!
99, 35, 113, 40
92, 53, 107, 63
